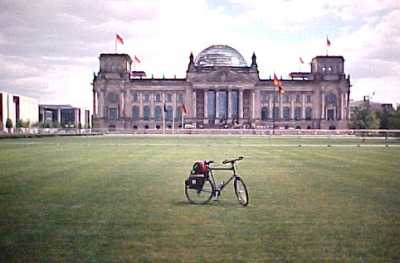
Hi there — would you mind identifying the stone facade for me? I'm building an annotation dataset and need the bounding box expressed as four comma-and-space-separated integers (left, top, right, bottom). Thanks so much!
92, 45, 351, 130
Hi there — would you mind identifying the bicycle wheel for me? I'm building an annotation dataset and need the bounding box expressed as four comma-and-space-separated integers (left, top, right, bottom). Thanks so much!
234, 177, 249, 206
185, 178, 214, 205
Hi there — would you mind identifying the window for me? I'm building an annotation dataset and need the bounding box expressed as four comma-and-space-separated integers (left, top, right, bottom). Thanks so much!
132, 106, 140, 120
283, 95, 290, 103
306, 95, 312, 103
295, 94, 301, 103
327, 109, 335, 120
166, 94, 172, 102
230, 91, 238, 118
155, 106, 162, 121
273, 107, 279, 120
143, 106, 150, 120
261, 93, 269, 103
283, 107, 290, 121
326, 93, 337, 105
155, 94, 161, 103
175, 106, 182, 121
166, 106, 173, 121
132, 93, 138, 102
144, 94, 150, 103
207, 91, 216, 119
109, 107, 118, 120
305, 107, 312, 120
295, 107, 302, 120
177, 94, 184, 103
108, 92, 118, 103
261, 107, 269, 121
218, 91, 227, 119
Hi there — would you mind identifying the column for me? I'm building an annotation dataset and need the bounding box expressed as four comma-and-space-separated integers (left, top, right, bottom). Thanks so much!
173, 93, 176, 128
150, 93, 155, 119
238, 89, 243, 119
57, 109, 61, 124
290, 97, 295, 120
204, 90, 208, 119
92, 89, 96, 117
302, 94, 306, 119
279, 94, 283, 119
228, 90, 232, 119
120, 91, 125, 118
268, 94, 273, 119
192, 90, 196, 118
251, 90, 256, 119
215, 91, 220, 119
321, 93, 325, 119
340, 93, 344, 120
255, 89, 260, 119
139, 93, 143, 119
98, 91, 104, 118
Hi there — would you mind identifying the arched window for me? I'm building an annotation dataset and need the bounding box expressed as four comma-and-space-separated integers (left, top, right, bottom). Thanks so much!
166, 106, 173, 121
261, 107, 269, 121
154, 106, 162, 121
143, 106, 150, 120
132, 106, 140, 121
305, 107, 312, 120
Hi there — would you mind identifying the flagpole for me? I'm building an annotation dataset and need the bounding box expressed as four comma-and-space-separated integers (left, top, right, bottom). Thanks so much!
115, 37, 117, 53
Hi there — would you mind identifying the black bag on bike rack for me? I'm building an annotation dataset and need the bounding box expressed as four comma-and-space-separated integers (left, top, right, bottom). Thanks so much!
185, 176, 205, 191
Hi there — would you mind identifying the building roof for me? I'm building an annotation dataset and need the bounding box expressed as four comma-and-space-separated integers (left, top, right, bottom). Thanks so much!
313, 55, 345, 61
194, 45, 248, 67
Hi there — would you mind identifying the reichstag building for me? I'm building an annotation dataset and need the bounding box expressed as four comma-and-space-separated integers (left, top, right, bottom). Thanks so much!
92, 45, 351, 130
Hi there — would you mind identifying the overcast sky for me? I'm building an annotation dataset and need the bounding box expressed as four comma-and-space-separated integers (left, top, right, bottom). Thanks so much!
0, 0, 399, 110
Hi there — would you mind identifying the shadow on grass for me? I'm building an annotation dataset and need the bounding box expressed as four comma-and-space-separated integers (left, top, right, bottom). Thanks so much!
172, 199, 247, 208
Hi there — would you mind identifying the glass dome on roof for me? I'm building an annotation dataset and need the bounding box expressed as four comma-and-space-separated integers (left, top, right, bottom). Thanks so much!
194, 45, 247, 67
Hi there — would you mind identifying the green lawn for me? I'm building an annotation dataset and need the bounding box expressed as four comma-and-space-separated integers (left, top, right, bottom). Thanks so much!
1, 136, 400, 262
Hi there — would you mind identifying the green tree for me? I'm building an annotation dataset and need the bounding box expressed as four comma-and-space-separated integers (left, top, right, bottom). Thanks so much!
388, 106, 400, 129
6, 118, 13, 133
349, 107, 380, 129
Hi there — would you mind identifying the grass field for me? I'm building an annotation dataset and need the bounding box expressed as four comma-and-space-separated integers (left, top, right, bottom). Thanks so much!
1, 135, 400, 262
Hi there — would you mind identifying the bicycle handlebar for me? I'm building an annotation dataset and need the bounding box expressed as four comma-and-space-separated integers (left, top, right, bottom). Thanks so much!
222, 156, 244, 164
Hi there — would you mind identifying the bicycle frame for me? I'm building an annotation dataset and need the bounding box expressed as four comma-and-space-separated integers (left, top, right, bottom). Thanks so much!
208, 162, 238, 193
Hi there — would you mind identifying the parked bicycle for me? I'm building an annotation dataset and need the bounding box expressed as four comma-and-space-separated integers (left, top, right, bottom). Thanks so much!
185, 156, 249, 206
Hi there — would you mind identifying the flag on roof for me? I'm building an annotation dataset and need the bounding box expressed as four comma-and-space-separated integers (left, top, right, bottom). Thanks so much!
299, 57, 304, 64
278, 80, 284, 94
326, 36, 331, 47
273, 73, 279, 86
116, 34, 124, 45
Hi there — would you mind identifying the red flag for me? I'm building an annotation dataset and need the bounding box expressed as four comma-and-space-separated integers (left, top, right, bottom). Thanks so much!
181, 104, 187, 114
299, 57, 304, 64
278, 80, 284, 94
134, 55, 141, 64
116, 34, 124, 45
273, 73, 279, 86
326, 36, 331, 47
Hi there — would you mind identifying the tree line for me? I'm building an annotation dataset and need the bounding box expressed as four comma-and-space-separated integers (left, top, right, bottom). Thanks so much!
349, 105, 400, 129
